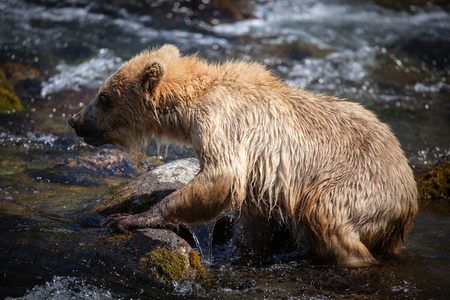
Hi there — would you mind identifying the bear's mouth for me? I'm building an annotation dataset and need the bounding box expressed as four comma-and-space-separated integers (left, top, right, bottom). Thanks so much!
83, 134, 103, 146
72, 126, 104, 146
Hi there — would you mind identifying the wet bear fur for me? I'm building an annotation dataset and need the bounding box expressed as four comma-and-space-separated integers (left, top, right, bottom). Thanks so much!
69, 45, 418, 267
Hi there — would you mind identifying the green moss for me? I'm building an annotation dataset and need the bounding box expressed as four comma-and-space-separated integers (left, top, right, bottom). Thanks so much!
417, 162, 450, 202
140, 248, 188, 282
0, 70, 22, 112
189, 250, 209, 281
139, 248, 209, 283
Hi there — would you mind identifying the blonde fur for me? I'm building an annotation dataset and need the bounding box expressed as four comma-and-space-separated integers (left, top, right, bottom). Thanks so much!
72, 45, 418, 266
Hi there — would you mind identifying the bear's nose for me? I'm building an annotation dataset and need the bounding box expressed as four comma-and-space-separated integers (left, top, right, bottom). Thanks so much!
68, 117, 77, 129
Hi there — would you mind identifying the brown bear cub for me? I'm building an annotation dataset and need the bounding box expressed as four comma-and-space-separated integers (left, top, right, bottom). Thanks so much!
69, 45, 418, 267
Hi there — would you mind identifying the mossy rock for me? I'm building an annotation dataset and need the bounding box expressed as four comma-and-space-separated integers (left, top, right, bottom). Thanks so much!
0, 70, 22, 112
140, 248, 189, 282
417, 162, 450, 202
139, 247, 208, 283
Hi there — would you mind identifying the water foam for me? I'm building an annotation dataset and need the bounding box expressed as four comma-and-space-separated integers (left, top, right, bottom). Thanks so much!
41, 49, 122, 97
286, 47, 375, 91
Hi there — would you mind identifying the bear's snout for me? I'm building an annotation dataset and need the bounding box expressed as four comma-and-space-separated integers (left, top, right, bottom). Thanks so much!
68, 114, 87, 137
68, 116, 78, 129
68, 113, 105, 146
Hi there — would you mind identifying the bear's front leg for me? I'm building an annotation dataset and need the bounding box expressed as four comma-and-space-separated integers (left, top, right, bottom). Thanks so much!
100, 210, 161, 233
101, 169, 234, 232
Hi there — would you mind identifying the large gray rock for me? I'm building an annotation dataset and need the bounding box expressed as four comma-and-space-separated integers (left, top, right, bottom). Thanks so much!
91, 158, 206, 283
94, 157, 199, 215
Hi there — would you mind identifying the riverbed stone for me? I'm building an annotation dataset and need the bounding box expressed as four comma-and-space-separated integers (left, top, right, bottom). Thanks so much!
93, 157, 199, 215
86, 227, 207, 284
30, 149, 161, 186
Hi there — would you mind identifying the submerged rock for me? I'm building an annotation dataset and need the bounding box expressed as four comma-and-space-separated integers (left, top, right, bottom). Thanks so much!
30, 149, 161, 186
56, 148, 136, 177
31, 149, 133, 186
93, 157, 199, 215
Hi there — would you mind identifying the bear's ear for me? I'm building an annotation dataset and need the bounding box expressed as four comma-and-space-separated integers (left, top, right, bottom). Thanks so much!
160, 44, 180, 58
141, 58, 166, 93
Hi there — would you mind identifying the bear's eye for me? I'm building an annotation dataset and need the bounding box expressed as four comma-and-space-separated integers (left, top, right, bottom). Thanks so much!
98, 94, 110, 107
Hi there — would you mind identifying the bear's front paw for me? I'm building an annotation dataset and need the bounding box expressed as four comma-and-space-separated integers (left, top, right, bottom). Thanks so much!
100, 213, 132, 233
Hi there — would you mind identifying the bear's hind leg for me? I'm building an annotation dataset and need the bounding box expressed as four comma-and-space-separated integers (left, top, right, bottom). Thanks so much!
371, 225, 406, 255
306, 227, 376, 267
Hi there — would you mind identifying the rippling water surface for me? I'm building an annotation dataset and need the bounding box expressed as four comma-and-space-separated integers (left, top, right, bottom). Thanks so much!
0, 0, 449, 299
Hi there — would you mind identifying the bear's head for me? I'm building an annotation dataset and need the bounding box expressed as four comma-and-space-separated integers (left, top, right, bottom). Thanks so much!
68, 45, 182, 151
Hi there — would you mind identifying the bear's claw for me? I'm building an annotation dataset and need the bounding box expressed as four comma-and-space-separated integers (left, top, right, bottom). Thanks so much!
100, 213, 132, 233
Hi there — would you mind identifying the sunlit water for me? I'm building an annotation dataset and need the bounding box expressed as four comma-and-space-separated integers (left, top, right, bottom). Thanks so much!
0, 0, 449, 298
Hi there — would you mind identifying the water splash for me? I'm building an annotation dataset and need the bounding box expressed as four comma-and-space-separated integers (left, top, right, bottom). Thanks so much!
5, 276, 115, 300
187, 220, 217, 266
0, 132, 61, 149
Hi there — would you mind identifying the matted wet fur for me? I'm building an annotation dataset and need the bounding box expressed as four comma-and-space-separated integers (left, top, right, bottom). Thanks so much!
69, 45, 418, 267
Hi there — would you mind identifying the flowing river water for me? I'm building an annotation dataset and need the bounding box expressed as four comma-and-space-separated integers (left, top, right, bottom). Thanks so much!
0, 0, 449, 299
